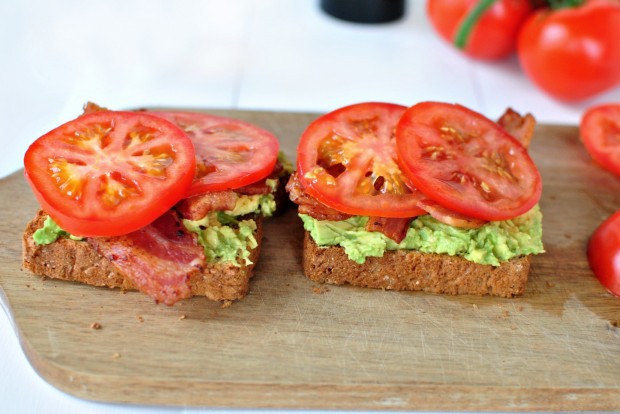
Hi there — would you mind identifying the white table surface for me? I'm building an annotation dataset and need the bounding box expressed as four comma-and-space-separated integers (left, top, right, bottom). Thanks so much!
1, 1, 619, 412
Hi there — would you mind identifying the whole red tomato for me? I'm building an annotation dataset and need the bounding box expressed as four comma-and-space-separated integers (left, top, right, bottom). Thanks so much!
427, 0, 534, 60
517, 0, 620, 101
588, 211, 620, 297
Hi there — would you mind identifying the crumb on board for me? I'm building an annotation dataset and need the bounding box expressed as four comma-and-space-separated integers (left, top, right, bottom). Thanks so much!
90, 322, 102, 330
178, 314, 187, 320
136, 315, 144, 323
112, 352, 121, 359
546, 281, 556, 288
472, 304, 478, 309
221, 300, 233, 309
496, 310, 510, 320
312, 285, 330, 294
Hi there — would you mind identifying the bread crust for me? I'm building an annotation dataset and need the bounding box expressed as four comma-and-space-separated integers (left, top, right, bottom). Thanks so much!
22, 210, 263, 302
302, 231, 530, 298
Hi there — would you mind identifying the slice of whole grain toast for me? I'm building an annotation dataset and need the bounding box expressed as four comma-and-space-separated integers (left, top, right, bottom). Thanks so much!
22, 210, 263, 302
302, 231, 530, 298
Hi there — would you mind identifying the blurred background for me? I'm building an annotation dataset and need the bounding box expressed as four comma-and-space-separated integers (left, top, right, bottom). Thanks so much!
2, 0, 619, 179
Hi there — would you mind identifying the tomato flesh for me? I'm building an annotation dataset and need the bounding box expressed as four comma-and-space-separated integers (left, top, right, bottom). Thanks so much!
149, 111, 279, 197
588, 211, 620, 297
297, 102, 426, 218
24, 111, 196, 237
580, 104, 620, 178
395, 102, 542, 221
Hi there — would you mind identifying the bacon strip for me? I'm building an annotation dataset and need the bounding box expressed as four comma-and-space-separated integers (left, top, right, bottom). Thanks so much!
366, 217, 412, 243
88, 211, 205, 305
177, 161, 286, 219
286, 172, 351, 221
497, 108, 536, 148
176, 191, 237, 221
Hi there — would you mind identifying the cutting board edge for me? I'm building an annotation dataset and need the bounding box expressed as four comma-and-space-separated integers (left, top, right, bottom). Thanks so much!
15, 337, 620, 412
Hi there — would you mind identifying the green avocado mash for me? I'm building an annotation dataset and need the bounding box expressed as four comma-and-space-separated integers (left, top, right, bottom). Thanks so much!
278, 151, 294, 175
228, 191, 277, 217
183, 213, 258, 266
186, 192, 274, 265
33, 216, 83, 245
300, 205, 544, 266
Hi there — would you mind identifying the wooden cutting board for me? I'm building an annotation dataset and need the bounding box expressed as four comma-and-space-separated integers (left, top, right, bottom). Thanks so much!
1, 109, 619, 411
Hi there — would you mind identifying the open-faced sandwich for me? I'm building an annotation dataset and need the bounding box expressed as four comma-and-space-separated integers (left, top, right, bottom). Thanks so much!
22, 104, 290, 305
287, 101, 544, 297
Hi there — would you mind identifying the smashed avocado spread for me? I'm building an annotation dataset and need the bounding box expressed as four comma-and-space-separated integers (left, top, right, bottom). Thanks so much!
227, 190, 277, 217
300, 205, 544, 266
33, 216, 83, 244
183, 192, 276, 266
183, 212, 257, 267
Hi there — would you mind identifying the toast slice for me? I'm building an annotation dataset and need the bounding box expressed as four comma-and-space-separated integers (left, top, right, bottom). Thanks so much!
22, 210, 263, 302
302, 231, 530, 298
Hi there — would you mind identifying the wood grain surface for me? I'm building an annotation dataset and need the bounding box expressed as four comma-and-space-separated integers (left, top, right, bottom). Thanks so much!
1, 110, 619, 411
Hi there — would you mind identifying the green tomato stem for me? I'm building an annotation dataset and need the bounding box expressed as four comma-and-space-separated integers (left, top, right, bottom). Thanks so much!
547, 0, 585, 9
454, 0, 499, 50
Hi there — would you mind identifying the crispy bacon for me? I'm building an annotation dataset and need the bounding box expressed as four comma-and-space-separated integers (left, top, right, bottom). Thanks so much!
81, 102, 108, 115
497, 108, 536, 148
176, 191, 237, 220
88, 211, 205, 305
366, 217, 412, 243
177, 160, 285, 218
286, 172, 351, 221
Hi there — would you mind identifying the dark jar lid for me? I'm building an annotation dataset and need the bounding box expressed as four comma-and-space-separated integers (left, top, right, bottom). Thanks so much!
320, 0, 405, 24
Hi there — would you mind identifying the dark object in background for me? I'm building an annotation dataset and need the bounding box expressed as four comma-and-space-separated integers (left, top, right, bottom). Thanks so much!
320, 0, 405, 24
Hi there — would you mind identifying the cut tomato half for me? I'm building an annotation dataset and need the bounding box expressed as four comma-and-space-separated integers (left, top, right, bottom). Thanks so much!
396, 102, 542, 221
296, 102, 426, 218
580, 104, 620, 178
149, 111, 279, 197
24, 111, 196, 237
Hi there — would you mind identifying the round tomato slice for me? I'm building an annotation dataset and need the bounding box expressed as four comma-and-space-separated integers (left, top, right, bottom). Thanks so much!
588, 211, 620, 297
149, 111, 279, 197
580, 104, 620, 178
396, 102, 542, 221
24, 111, 196, 237
296, 102, 426, 218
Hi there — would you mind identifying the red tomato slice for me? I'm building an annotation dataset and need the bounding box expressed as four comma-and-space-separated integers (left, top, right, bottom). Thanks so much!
24, 111, 196, 237
588, 211, 620, 297
149, 111, 279, 197
396, 102, 542, 221
580, 104, 620, 178
296, 102, 426, 218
